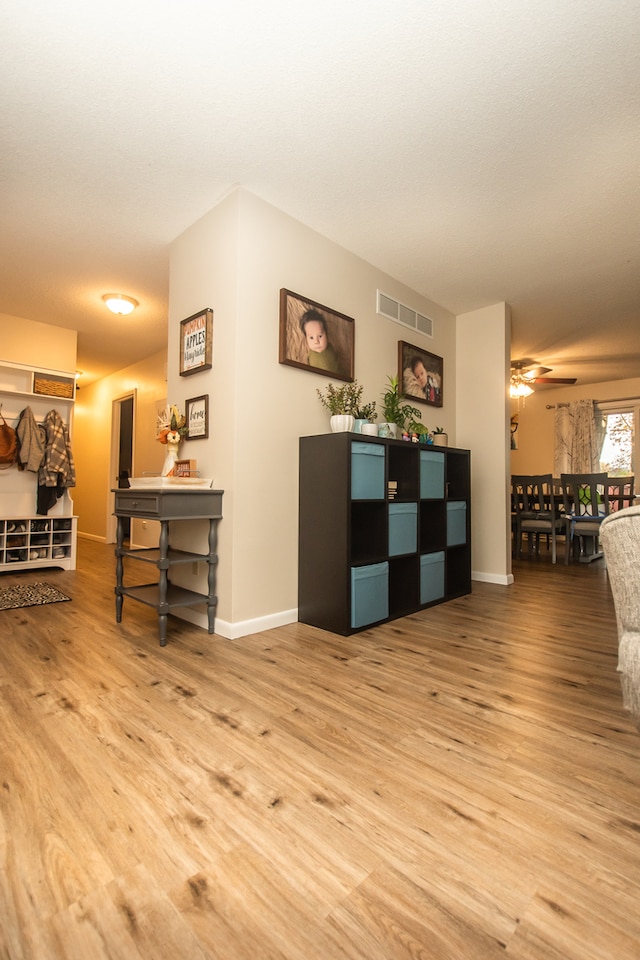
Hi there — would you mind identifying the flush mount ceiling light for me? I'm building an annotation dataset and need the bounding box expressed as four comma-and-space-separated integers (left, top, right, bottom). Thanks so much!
102, 293, 138, 315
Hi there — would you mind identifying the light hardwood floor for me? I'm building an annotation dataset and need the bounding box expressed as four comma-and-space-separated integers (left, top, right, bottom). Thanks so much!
1, 539, 639, 960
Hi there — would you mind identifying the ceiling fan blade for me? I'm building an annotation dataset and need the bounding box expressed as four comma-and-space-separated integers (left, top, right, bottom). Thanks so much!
511, 360, 553, 378
533, 377, 577, 384
511, 358, 536, 373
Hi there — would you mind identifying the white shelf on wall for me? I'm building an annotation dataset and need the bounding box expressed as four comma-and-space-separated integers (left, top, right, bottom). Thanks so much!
0, 361, 77, 571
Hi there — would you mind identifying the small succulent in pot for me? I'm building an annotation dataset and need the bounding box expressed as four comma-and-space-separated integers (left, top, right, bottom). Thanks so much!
431, 425, 448, 446
354, 400, 377, 423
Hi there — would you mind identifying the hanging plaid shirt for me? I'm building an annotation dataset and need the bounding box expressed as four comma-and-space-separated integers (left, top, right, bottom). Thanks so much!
39, 409, 76, 489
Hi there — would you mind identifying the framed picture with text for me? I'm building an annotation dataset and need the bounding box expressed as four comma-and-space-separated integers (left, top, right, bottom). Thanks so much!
185, 394, 209, 440
180, 308, 213, 376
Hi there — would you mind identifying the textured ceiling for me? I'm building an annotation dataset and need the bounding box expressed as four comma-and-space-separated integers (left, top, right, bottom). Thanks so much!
1, 1, 639, 388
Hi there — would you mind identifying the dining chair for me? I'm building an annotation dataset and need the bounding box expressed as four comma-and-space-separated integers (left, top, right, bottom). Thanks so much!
511, 474, 565, 564
607, 476, 635, 512
561, 472, 610, 564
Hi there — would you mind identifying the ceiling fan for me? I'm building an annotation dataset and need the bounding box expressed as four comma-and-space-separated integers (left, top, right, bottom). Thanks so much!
510, 358, 577, 394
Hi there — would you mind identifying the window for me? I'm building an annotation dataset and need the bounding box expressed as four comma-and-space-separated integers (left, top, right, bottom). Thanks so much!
597, 402, 638, 478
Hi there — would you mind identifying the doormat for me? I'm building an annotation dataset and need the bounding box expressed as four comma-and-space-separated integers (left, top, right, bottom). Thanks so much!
0, 581, 71, 611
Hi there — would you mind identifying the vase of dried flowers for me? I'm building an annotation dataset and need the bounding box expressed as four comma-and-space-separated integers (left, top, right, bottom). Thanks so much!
156, 404, 188, 476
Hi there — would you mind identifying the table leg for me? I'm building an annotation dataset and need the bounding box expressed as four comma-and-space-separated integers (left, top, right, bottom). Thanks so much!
207, 518, 219, 634
158, 520, 169, 645
115, 515, 124, 622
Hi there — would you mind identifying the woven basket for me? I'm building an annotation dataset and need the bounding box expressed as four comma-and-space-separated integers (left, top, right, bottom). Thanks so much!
33, 374, 74, 399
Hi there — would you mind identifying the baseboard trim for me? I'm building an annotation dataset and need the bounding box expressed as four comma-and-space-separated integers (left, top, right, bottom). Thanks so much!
173, 606, 299, 640
77, 531, 107, 543
472, 570, 514, 586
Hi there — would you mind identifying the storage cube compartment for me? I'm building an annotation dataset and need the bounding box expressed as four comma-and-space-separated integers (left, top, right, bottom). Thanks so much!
351, 501, 387, 563
420, 551, 445, 605
447, 545, 472, 596
420, 501, 446, 551
351, 441, 385, 500
447, 451, 471, 500
420, 450, 445, 499
447, 501, 467, 546
389, 555, 419, 618
387, 444, 419, 500
388, 502, 418, 556
351, 561, 389, 628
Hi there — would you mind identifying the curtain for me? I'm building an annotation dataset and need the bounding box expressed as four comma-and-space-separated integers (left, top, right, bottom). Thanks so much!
554, 399, 605, 474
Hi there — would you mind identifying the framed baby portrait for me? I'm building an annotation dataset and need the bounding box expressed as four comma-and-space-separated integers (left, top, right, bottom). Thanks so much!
279, 289, 354, 382
398, 340, 443, 408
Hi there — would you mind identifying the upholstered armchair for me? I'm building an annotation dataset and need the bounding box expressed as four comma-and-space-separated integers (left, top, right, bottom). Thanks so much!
600, 505, 640, 728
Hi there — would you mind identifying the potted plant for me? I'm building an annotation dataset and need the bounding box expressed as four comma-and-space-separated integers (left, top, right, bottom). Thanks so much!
432, 426, 448, 447
379, 375, 422, 439
354, 400, 377, 435
317, 380, 363, 432
408, 418, 431, 444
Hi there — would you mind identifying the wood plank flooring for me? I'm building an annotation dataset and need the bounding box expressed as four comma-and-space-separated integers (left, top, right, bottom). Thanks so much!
1, 539, 639, 959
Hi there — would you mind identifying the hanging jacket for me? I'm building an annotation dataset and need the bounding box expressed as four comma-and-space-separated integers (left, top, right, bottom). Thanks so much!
16, 405, 46, 473
37, 409, 76, 514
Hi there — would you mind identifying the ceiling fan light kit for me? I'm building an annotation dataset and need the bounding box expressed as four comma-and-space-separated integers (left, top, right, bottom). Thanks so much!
510, 358, 577, 397
509, 378, 534, 399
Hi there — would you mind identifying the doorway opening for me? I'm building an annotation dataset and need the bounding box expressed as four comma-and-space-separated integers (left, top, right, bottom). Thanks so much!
107, 391, 135, 543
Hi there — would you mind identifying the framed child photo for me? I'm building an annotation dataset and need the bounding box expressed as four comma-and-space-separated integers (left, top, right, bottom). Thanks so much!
398, 341, 443, 408
279, 289, 354, 382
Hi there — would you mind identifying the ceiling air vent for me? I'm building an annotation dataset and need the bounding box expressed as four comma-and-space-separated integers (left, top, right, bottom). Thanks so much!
376, 290, 433, 338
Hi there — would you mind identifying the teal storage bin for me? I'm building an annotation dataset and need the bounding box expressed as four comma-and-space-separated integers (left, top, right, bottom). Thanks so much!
420, 551, 445, 604
420, 450, 445, 499
388, 502, 418, 556
351, 442, 385, 500
447, 501, 467, 546
351, 562, 389, 628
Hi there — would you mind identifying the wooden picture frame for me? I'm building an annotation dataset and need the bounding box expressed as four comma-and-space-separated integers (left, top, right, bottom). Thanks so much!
175, 459, 197, 477
180, 308, 213, 376
279, 288, 354, 382
185, 394, 209, 440
398, 340, 443, 408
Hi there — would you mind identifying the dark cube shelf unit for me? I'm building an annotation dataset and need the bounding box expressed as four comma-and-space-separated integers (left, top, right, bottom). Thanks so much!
298, 433, 471, 635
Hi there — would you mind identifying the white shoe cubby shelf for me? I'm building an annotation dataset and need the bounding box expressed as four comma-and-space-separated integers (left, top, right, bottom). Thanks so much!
0, 360, 77, 572
0, 517, 77, 570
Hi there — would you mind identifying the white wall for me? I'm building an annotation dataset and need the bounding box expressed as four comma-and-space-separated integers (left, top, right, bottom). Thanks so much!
456, 303, 512, 585
168, 189, 458, 637
1, 313, 77, 373
73, 350, 167, 543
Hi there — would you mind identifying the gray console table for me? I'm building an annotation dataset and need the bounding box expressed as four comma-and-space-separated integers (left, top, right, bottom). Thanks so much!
113, 487, 224, 646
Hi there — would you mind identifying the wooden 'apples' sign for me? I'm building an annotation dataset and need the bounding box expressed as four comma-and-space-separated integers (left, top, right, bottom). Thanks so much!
180, 309, 213, 376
